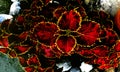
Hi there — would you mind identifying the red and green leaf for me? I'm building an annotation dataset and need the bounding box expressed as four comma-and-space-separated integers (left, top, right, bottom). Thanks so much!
56, 36, 76, 54
100, 29, 118, 46
77, 21, 100, 46
32, 22, 58, 46
58, 10, 81, 31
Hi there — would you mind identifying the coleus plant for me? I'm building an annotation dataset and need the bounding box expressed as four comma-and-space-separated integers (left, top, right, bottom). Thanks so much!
0, 0, 120, 71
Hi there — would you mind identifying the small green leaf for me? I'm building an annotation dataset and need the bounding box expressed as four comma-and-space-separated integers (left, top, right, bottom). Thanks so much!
0, 52, 25, 72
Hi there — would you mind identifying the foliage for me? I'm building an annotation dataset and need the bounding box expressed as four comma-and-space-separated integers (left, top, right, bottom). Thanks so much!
0, 0, 120, 71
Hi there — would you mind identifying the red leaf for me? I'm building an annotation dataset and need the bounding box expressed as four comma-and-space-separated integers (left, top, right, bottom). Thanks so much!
51, 45, 63, 58
100, 29, 118, 46
99, 11, 109, 19
109, 53, 117, 60
18, 31, 28, 41
98, 64, 112, 70
33, 22, 58, 46
76, 0, 82, 4
0, 48, 9, 53
111, 59, 118, 68
14, 45, 31, 54
0, 38, 9, 47
1, 19, 11, 28
53, 7, 66, 19
75, 6, 87, 18
18, 56, 27, 66
9, 50, 17, 58
25, 66, 35, 72
76, 46, 93, 58
38, 44, 55, 58
77, 21, 100, 46
27, 55, 40, 66
114, 40, 120, 52
56, 36, 76, 53
16, 16, 25, 24
80, 50, 93, 58
42, 0, 51, 5
45, 67, 54, 72
31, 0, 43, 11
37, 66, 45, 72
31, 16, 45, 22
58, 10, 81, 31
94, 57, 110, 65
117, 52, 120, 58
92, 46, 109, 57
